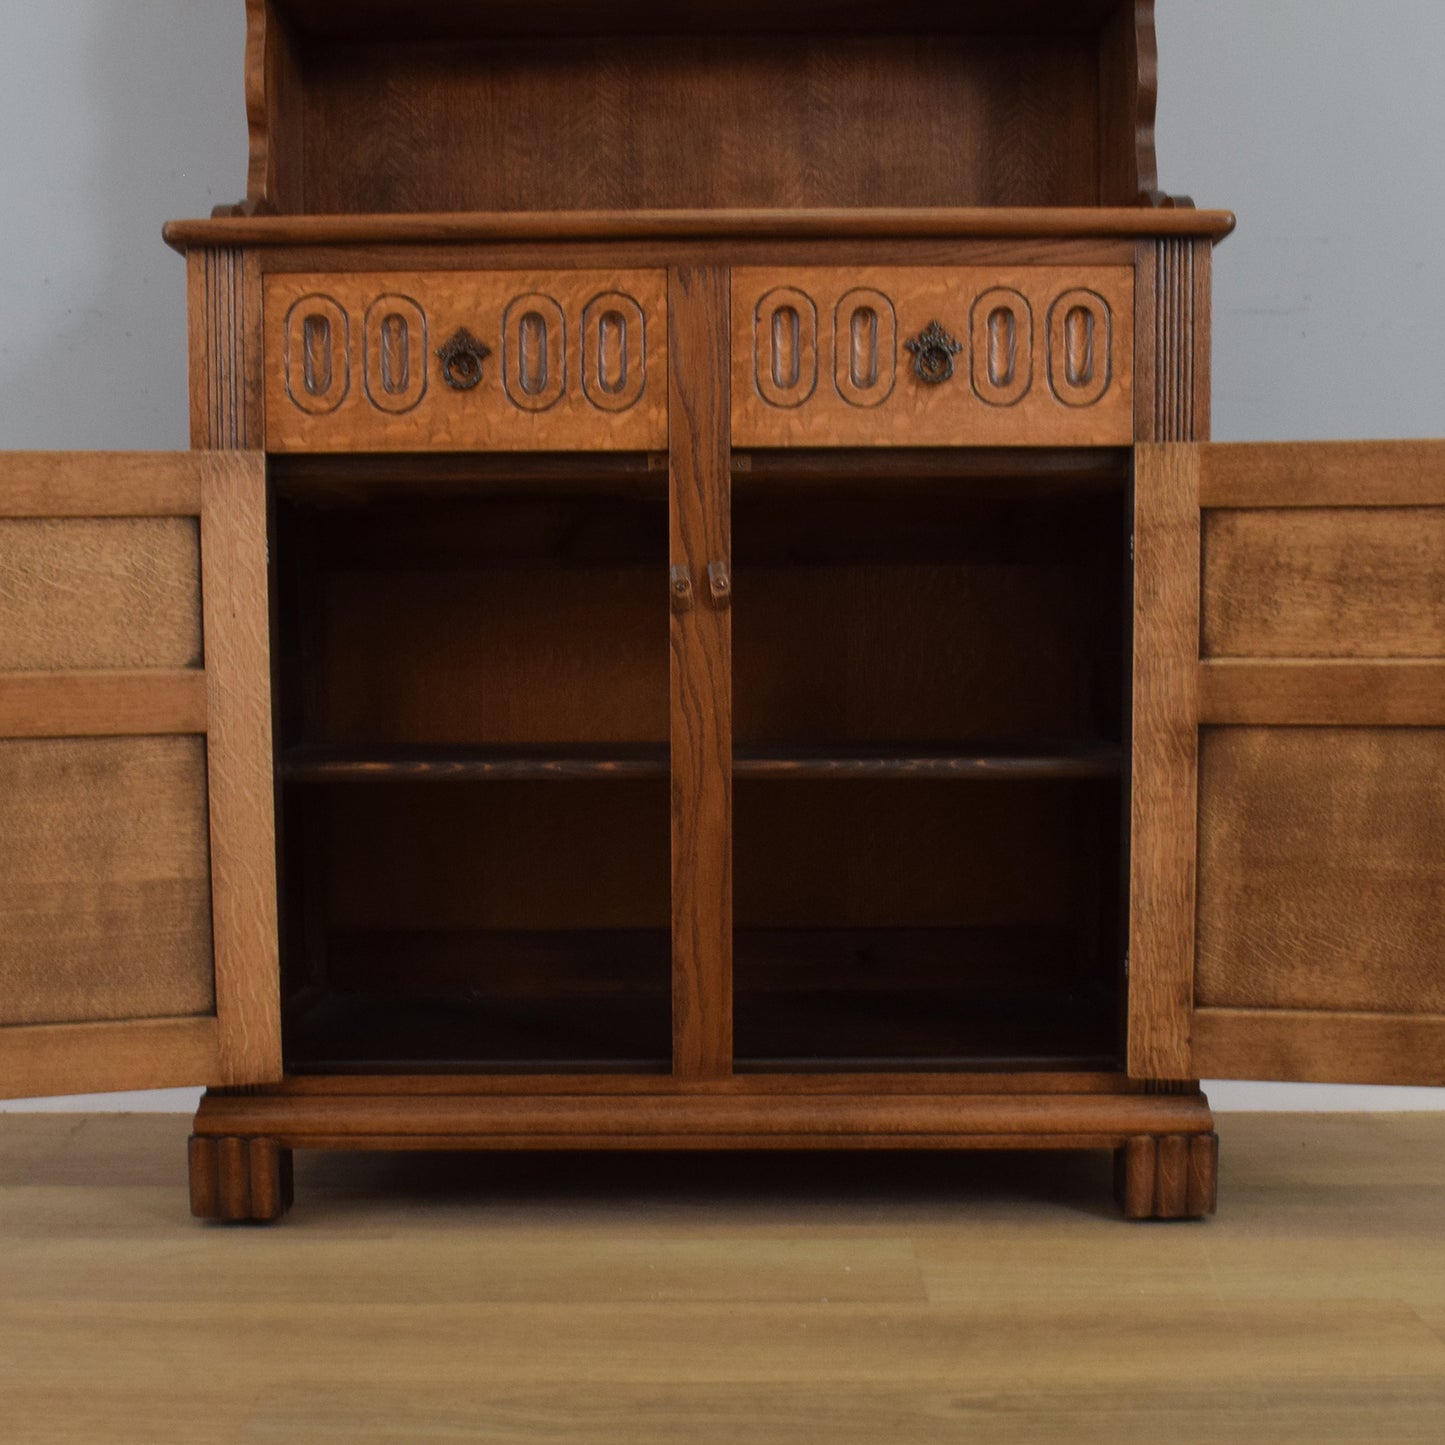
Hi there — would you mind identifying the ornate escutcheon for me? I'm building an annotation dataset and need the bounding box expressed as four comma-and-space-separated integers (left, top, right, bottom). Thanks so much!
436, 327, 492, 391
905, 319, 962, 386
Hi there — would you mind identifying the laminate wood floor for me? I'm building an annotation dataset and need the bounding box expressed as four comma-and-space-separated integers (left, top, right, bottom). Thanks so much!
2, 1112, 1443, 1442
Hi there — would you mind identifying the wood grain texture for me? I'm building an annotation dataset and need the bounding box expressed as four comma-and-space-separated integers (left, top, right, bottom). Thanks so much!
1114, 1131, 1218, 1220
0, 451, 280, 1099
669, 266, 733, 1081
192, 1085, 1212, 1145
0, 452, 203, 517
163, 207, 1238, 252
0, 518, 200, 670
1198, 440, 1445, 509
0, 736, 214, 1028
0, 1018, 220, 1100
1128, 443, 1200, 1080
293, 35, 1103, 214
199, 454, 281, 1086
1134, 237, 1211, 441
189, 1133, 294, 1222
731, 265, 1135, 447
1203, 507, 1445, 658
236, 0, 303, 215
1194, 1010, 1445, 1087
263, 270, 667, 451
0, 670, 209, 738
14, 1111, 1445, 1439
1199, 659, 1445, 726
188, 248, 264, 450
1098, 0, 1159, 205
1196, 727, 1445, 1016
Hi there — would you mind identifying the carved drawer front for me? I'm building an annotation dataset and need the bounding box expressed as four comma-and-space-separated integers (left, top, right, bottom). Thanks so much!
263, 271, 667, 452
732, 267, 1134, 448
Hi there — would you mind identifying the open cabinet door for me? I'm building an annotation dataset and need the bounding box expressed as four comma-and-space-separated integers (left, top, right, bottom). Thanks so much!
0, 452, 279, 1098
1129, 441, 1445, 1085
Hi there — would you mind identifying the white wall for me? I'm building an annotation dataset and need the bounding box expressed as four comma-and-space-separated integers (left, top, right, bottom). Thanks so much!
2, 2, 1442, 1111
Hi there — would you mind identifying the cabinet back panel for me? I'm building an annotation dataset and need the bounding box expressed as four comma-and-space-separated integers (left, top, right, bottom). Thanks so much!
735, 778, 1117, 933
277, 494, 668, 746
0, 737, 214, 1027
321, 567, 666, 744
734, 492, 1126, 745
1197, 727, 1445, 1014
0, 518, 200, 672
732, 779, 1124, 1067
320, 781, 670, 932
298, 36, 1101, 213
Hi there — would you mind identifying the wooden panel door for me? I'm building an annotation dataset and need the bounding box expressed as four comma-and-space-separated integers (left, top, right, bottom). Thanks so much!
1130, 441, 1445, 1084
0, 452, 279, 1097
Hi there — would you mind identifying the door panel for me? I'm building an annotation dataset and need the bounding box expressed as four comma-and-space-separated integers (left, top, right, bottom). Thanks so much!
0, 452, 279, 1098
1130, 439, 1445, 1084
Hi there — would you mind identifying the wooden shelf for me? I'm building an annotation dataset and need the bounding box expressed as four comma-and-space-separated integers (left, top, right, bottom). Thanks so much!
733, 926, 1121, 1071
282, 743, 670, 783
282, 742, 1122, 784
734, 742, 1122, 780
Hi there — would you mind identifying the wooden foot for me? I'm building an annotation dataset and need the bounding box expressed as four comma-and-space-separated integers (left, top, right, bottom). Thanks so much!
1114, 1132, 1218, 1220
188, 1136, 294, 1223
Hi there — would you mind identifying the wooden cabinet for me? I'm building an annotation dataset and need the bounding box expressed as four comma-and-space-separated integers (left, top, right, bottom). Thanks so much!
1, 0, 1440, 1221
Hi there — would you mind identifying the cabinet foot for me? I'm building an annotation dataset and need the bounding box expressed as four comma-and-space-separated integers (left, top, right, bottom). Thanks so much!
1114, 1132, 1218, 1219
188, 1136, 294, 1223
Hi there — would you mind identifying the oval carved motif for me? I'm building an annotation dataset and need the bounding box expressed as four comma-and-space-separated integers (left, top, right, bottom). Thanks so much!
503, 294, 567, 412
364, 295, 428, 414
285, 295, 350, 415
582, 291, 647, 412
1047, 289, 1112, 407
833, 288, 896, 408
970, 288, 1033, 407
754, 287, 818, 409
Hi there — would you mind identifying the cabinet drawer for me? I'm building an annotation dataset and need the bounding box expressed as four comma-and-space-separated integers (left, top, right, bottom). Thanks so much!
732, 267, 1134, 448
263, 271, 667, 452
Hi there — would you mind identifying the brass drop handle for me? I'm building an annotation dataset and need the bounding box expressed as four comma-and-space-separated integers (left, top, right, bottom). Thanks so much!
436, 327, 492, 391
905, 320, 963, 385
707, 560, 732, 608
670, 564, 694, 613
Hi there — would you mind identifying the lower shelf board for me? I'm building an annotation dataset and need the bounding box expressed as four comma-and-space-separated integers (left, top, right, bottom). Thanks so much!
279, 740, 1123, 783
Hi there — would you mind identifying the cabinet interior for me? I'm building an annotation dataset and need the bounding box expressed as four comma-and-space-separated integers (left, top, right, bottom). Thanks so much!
271, 453, 1130, 1075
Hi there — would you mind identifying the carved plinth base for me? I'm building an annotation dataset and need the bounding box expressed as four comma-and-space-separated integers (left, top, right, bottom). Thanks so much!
1114, 1132, 1219, 1219
188, 1135, 294, 1223
191, 1080, 1217, 1223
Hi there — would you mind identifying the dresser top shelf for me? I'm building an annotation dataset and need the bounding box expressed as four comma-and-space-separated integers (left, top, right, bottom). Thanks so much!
228, 0, 1183, 217
164, 205, 1236, 251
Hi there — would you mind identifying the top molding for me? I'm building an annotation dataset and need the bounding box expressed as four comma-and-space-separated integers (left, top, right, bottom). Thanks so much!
164, 207, 1236, 252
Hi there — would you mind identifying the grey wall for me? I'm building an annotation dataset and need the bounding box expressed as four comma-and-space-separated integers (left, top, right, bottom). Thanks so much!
1, 2, 1443, 1110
